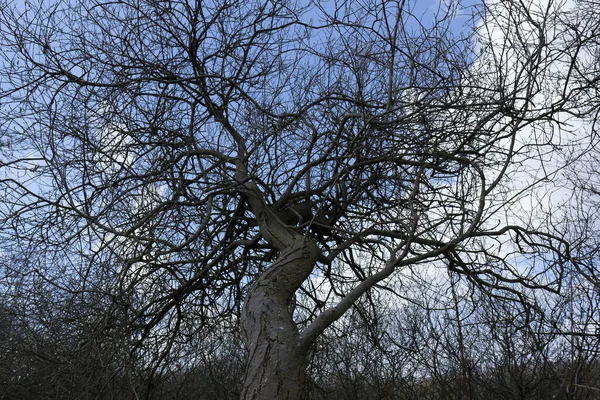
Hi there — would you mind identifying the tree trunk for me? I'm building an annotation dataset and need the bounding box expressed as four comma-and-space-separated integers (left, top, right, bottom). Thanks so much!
240, 238, 320, 400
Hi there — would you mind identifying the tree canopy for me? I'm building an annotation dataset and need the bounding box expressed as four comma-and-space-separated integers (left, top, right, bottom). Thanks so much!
1, 0, 600, 398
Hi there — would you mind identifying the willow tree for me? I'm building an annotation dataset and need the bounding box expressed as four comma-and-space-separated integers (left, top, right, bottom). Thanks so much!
1, 0, 598, 398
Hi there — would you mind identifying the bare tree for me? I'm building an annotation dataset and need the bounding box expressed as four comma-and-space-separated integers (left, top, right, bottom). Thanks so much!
1, 0, 599, 398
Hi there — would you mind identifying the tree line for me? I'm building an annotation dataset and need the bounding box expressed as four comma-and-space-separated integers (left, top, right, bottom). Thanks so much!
1, 0, 600, 398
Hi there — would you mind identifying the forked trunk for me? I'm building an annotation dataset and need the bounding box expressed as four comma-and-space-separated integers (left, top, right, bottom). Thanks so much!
240, 239, 320, 400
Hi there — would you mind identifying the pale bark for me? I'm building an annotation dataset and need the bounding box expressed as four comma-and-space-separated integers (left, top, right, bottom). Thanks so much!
240, 239, 320, 400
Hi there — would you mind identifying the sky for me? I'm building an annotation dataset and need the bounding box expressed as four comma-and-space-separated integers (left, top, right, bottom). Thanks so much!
1, 0, 597, 307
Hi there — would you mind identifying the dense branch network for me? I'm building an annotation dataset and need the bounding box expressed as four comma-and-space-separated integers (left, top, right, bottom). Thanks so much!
1, 0, 600, 397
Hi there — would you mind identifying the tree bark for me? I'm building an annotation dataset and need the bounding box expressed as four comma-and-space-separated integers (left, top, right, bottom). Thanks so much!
240, 238, 320, 400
